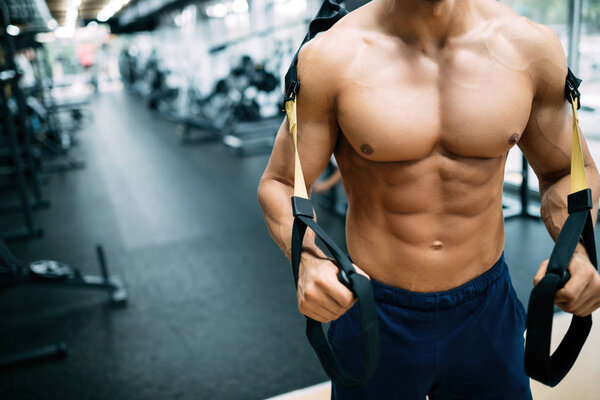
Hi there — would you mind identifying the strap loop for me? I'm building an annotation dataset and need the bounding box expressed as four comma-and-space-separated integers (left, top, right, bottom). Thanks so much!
525, 69, 597, 387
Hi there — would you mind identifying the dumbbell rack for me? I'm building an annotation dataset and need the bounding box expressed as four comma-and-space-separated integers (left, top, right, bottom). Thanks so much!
0, 0, 48, 240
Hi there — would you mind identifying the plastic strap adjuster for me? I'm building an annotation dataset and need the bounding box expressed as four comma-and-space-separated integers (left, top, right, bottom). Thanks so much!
285, 80, 301, 103
292, 196, 314, 218
568, 189, 592, 214
565, 68, 582, 110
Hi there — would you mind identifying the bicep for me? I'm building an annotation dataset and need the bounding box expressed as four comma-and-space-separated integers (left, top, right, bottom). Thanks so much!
517, 25, 585, 189
263, 113, 338, 195
262, 43, 339, 193
519, 99, 596, 194
518, 96, 572, 188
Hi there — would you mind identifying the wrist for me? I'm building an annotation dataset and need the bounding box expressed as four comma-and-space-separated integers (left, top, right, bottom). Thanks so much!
301, 245, 328, 263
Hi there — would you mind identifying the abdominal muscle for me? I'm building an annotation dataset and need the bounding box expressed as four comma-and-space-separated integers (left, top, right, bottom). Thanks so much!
337, 143, 508, 292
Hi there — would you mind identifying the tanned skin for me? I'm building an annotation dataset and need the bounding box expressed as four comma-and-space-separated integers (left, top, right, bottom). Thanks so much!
258, 0, 600, 323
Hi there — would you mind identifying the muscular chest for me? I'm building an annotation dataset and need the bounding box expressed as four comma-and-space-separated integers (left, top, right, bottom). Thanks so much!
335, 44, 534, 161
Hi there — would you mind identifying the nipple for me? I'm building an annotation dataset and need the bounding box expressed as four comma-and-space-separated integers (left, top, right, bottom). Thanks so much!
432, 240, 444, 250
508, 133, 520, 145
360, 144, 373, 155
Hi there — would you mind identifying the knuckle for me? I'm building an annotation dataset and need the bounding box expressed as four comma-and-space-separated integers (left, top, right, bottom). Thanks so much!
304, 287, 316, 302
315, 274, 328, 288
560, 288, 576, 303
564, 291, 576, 303
563, 304, 574, 313
342, 293, 354, 308
559, 301, 574, 313
585, 267, 595, 279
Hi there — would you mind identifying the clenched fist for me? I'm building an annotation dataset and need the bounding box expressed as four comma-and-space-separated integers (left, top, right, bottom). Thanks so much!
297, 250, 370, 323
534, 252, 600, 317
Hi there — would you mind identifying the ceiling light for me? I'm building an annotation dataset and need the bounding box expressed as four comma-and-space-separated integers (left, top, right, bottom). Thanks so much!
231, 0, 249, 14
206, 3, 228, 18
97, 0, 131, 22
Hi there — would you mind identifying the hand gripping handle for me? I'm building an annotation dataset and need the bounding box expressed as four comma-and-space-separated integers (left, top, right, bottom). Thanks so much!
290, 196, 380, 388
525, 189, 597, 387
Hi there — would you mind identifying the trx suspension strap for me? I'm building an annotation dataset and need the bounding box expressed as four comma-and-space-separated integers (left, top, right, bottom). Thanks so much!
524, 69, 598, 387
284, 0, 380, 389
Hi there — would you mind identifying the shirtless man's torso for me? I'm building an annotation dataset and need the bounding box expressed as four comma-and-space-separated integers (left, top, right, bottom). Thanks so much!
258, 0, 600, 397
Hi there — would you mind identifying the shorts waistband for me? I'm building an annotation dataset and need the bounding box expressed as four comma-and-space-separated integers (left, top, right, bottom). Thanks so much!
369, 252, 508, 311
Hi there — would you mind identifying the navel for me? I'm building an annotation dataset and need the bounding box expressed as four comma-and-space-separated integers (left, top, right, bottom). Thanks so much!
508, 133, 520, 145
431, 240, 444, 250
360, 144, 373, 155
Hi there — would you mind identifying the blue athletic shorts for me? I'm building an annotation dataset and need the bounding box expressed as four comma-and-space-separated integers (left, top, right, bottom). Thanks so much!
329, 253, 532, 399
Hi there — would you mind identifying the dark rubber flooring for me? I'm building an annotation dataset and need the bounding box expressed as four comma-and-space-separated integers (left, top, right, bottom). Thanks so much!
0, 90, 592, 399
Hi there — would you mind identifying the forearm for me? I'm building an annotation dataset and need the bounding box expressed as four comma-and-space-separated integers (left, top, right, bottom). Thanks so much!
540, 165, 600, 254
258, 177, 326, 261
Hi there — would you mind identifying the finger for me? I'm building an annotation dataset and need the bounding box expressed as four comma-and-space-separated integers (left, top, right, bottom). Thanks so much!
303, 282, 347, 317
555, 264, 593, 306
298, 288, 338, 322
311, 269, 353, 311
533, 260, 549, 286
304, 307, 337, 323
573, 299, 600, 317
570, 304, 593, 317
326, 283, 357, 310
565, 274, 600, 316
556, 280, 593, 313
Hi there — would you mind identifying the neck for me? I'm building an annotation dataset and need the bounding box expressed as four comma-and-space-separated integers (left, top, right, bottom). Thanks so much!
379, 0, 475, 52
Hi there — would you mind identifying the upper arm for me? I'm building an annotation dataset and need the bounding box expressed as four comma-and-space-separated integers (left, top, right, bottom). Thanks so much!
261, 36, 340, 193
517, 23, 595, 193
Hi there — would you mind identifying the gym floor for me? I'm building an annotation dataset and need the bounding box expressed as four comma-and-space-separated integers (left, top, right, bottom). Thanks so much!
0, 90, 597, 399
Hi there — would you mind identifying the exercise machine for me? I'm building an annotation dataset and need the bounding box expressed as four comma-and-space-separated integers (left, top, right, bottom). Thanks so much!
0, 238, 127, 367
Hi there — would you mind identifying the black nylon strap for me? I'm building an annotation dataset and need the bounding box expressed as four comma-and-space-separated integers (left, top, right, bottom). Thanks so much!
291, 197, 380, 388
525, 188, 597, 386
524, 70, 596, 387
284, 4, 379, 382
284, 0, 348, 102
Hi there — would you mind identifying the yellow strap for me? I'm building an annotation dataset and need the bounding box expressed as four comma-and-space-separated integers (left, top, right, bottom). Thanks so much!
570, 95, 589, 193
285, 99, 309, 199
